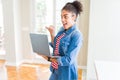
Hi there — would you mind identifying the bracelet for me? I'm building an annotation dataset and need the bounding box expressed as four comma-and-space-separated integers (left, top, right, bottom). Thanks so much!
48, 57, 51, 61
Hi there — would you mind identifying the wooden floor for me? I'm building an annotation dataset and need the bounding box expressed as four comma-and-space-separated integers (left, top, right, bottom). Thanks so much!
0, 60, 82, 80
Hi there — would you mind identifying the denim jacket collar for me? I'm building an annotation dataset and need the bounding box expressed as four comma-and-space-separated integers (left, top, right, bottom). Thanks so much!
60, 24, 77, 35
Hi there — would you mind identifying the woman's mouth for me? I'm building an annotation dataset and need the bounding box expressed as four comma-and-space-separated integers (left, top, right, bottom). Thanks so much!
63, 23, 67, 26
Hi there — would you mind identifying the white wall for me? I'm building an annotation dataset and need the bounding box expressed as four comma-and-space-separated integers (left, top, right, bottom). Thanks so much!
2, 0, 23, 66
78, 0, 90, 68
87, 0, 120, 80
1, 0, 37, 66
20, 0, 33, 59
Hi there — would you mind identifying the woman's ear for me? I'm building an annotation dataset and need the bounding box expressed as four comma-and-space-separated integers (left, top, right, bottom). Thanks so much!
72, 14, 77, 22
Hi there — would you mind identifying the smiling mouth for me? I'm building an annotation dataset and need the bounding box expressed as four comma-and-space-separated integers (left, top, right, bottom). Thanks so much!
63, 23, 67, 26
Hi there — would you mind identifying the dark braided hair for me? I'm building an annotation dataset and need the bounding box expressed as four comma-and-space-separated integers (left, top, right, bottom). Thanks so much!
62, 0, 83, 17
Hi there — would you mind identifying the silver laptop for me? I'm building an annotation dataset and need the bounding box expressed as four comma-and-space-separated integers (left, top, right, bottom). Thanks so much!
30, 33, 59, 58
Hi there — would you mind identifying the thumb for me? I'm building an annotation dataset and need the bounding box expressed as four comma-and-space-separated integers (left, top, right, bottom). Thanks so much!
45, 26, 49, 29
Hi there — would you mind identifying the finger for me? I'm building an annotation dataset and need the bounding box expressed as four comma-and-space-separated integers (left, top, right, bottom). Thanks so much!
51, 61, 58, 69
45, 26, 49, 30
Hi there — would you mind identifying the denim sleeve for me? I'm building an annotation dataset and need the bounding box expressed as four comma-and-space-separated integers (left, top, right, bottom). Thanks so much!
57, 32, 83, 66
49, 42, 53, 48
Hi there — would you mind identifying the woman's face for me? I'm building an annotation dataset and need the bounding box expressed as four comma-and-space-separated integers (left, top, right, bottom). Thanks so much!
61, 10, 76, 30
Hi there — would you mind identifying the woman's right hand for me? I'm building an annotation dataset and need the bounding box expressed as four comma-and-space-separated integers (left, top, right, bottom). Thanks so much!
46, 25, 55, 36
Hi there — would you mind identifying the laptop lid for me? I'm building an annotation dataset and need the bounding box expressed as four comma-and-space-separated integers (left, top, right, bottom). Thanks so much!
30, 33, 52, 56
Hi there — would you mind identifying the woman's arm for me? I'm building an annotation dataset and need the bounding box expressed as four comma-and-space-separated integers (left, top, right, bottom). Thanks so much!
46, 25, 55, 44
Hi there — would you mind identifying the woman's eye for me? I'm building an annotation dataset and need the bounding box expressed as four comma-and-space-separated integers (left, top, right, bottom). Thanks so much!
65, 16, 68, 19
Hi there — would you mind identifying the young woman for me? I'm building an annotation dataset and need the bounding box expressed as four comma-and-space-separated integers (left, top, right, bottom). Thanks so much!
43, 1, 83, 80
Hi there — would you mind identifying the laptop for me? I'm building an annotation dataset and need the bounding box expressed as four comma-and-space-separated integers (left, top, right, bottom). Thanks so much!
30, 33, 59, 58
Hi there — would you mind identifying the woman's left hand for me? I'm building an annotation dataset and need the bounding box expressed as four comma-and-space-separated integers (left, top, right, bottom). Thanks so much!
41, 55, 58, 62
50, 58, 57, 62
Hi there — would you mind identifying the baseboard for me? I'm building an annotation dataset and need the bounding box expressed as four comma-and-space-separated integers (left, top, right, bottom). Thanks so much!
78, 66, 87, 70
22, 58, 50, 64
5, 60, 24, 67
0, 55, 5, 60
5, 62, 17, 66
87, 77, 97, 80
5, 58, 50, 66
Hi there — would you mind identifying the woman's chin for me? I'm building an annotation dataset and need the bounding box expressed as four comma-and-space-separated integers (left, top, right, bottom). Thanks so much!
63, 26, 68, 30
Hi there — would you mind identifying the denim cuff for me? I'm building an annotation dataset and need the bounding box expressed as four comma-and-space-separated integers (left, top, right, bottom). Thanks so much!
49, 42, 53, 48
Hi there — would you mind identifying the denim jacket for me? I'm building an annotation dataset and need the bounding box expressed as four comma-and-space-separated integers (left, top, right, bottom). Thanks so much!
49, 24, 83, 80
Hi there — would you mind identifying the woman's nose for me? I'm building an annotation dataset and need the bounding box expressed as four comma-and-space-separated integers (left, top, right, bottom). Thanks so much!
61, 17, 65, 23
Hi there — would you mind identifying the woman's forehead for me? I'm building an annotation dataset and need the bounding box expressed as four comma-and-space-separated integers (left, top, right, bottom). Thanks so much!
61, 10, 72, 16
